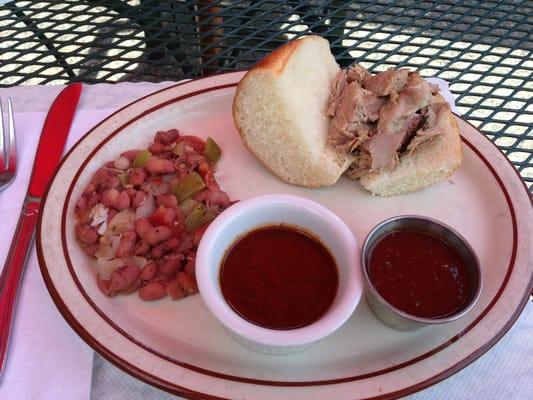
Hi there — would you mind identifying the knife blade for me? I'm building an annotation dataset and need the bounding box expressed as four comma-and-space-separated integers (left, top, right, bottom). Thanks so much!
0, 83, 82, 374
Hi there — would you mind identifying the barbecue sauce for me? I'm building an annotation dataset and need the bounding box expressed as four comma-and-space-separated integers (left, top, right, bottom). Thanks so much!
368, 230, 471, 319
220, 226, 338, 330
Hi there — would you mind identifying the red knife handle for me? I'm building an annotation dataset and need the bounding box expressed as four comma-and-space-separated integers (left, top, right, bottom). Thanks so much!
0, 200, 40, 373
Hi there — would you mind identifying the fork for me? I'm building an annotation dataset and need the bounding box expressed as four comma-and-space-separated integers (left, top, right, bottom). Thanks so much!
0, 98, 16, 192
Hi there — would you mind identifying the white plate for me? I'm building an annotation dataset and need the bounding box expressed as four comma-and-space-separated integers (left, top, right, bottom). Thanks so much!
37, 71, 532, 400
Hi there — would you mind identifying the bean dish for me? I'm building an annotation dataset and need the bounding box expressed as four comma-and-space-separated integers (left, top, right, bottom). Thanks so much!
74, 129, 232, 301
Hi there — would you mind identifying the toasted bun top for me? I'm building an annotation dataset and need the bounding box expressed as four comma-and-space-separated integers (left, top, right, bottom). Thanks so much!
232, 36, 353, 188
252, 37, 302, 75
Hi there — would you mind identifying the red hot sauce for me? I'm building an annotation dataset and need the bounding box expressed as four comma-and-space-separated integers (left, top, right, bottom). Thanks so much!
220, 226, 338, 330
368, 230, 471, 319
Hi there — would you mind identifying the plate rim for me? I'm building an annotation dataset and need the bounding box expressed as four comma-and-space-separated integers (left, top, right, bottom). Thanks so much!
36, 72, 533, 400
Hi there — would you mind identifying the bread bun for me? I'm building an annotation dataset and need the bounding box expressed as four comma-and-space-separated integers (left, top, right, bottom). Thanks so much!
233, 35, 462, 195
232, 36, 353, 188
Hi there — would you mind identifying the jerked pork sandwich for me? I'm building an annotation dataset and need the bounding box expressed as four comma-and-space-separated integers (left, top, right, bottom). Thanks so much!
233, 35, 462, 196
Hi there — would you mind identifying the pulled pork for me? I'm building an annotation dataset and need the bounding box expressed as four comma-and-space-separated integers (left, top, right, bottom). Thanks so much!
327, 65, 384, 153
327, 65, 449, 177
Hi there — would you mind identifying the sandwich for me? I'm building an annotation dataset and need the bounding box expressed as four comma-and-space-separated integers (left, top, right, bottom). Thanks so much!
232, 35, 462, 196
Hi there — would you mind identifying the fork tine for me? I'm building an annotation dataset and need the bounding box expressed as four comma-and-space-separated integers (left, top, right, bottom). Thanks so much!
7, 98, 15, 171
0, 99, 5, 170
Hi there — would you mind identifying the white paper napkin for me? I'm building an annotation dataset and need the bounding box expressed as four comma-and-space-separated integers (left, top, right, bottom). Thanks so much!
0, 108, 113, 400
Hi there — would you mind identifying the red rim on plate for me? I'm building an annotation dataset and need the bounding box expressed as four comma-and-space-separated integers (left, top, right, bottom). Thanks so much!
36, 72, 533, 400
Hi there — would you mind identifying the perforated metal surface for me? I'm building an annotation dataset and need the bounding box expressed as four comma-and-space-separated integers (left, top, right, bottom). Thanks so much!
0, 0, 531, 190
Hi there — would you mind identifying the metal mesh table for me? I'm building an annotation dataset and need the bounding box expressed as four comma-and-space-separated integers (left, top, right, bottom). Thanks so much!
0, 0, 531, 191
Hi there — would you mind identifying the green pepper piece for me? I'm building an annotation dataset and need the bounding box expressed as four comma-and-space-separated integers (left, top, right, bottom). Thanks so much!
131, 150, 152, 168
185, 203, 215, 232
118, 172, 129, 187
172, 171, 206, 203
173, 142, 186, 157
180, 198, 198, 215
204, 137, 221, 163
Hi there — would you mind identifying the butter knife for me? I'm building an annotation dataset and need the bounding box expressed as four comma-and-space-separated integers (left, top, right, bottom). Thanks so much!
0, 83, 82, 374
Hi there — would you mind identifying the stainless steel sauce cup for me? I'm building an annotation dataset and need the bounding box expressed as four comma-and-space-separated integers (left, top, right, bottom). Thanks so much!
361, 215, 482, 331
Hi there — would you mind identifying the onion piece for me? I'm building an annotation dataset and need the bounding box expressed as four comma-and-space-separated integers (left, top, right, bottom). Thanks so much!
105, 209, 135, 236
94, 235, 121, 260
96, 258, 124, 279
113, 156, 130, 170
150, 180, 169, 195
135, 194, 155, 219
89, 203, 109, 235
124, 256, 149, 270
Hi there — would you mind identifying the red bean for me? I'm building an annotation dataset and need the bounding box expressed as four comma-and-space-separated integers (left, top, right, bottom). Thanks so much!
166, 279, 186, 300
145, 225, 172, 246
108, 264, 140, 294
102, 188, 119, 207
156, 194, 178, 209
149, 142, 165, 154
87, 192, 101, 208
150, 243, 166, 259
140, 182, 151, 194
103, 176, 120, 189
150, 243, 165, 259
115, 190, 131, 210
115, 230, 137, 258
167, 237, 180, 249
84, 243, 98, 257
139, 282, 167, 301
178, 135, 205, 152
83, 183, 96, 196
120, 150, 139, 162
134, 240, 150, 256
192, 223, 209, 246
97, 276, 115, 297
132, 191, 146, 208
146, 157, 174, 175
159, 258, 180, 278
140, 262, 157, 281
183, 259, 195, 277
126, 187, 137, 199
177, 234, 194, 253
177, 271, 198, 295
194, 188, 230, 207
75, 223, 98, 244
155, 129, 179, 145
75, 197, 88, 215
123, 277, 142, 294
128, 168, 147, 186
134, 218, 152, 240
91, 168, 110, 186
161, 207, 176, 226
150, 237, 180, 259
